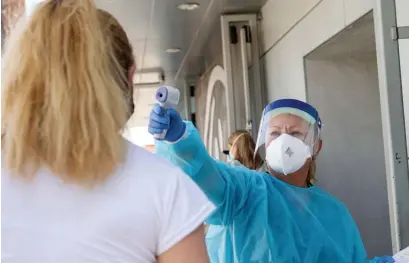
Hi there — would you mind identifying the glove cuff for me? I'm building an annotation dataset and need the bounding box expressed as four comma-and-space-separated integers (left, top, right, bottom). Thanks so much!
167, 121, 187, 143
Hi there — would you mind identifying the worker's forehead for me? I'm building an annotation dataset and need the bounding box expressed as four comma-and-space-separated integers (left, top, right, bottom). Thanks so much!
267, 114, 309, 128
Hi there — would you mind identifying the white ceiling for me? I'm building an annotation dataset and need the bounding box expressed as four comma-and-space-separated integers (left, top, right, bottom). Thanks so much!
96, 0, 267, 81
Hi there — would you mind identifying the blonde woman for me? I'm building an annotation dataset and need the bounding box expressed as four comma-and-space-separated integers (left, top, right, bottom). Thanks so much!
224, 130, 265, 171
1, 1, 214, 263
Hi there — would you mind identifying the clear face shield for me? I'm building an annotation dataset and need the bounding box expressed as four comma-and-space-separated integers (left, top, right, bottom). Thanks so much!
255, 103, 322, 175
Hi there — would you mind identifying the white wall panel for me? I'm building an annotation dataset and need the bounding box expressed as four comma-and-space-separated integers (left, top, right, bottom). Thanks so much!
395, 0, 409, 153
261, 0, 344, 102
261, 0, 322, 53
343, 0, 372, 26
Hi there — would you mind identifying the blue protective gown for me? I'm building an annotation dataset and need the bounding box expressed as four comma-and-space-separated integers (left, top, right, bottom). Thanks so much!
155, 122, 379, 263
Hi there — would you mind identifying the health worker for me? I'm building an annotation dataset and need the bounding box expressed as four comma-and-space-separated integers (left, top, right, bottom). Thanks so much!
148, 98, 394, 263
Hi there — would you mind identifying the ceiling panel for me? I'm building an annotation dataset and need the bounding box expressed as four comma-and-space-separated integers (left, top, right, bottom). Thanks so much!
96, 0, 267, 80
224, 0, 267, 12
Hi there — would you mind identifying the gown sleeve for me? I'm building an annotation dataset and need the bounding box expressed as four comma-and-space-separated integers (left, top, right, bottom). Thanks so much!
155, 121, 257, 225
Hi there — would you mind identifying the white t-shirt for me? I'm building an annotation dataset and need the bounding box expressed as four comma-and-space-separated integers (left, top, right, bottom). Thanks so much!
1, 142, 215, 263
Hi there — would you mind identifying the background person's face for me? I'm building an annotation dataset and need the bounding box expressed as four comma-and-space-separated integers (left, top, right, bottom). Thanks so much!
264, 113, 311, 148
229, 145, 238, 159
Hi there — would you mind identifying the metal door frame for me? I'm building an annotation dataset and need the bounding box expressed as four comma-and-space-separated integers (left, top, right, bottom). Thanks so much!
374, 0, 409, 252
221, 14, 264, 137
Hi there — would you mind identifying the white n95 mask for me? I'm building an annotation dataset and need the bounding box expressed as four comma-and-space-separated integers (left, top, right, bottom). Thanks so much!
265, 133, 312, 175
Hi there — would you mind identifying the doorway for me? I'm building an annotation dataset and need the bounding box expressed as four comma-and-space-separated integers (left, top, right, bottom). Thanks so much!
304, 12, 392, 257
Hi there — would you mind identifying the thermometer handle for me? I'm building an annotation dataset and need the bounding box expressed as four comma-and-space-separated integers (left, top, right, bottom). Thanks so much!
153, 86, 180, 140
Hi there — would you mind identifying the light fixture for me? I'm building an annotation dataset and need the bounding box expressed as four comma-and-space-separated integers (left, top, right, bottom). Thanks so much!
165, 47, 182, 53
177, 2, 200, 11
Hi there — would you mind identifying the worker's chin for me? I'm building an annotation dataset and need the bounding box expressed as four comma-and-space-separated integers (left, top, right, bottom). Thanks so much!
267, 167, 304, 179
267, 159, 311, 177
268, 167, 291, 177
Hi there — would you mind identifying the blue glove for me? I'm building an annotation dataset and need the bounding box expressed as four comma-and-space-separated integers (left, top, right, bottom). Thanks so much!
148, 104, 186, 142
373, 256, 395, 263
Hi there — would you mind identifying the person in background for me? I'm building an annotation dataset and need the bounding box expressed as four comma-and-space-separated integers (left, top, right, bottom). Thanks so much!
148, 98, 394, 263
223, 130, 266, 171
1, 1, 214, 263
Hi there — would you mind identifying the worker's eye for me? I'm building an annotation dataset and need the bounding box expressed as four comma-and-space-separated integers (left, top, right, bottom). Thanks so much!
290, 131, 303, 138
270, 131, 281, 137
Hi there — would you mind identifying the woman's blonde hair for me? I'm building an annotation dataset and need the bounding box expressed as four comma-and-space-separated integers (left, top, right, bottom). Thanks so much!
228, 130, 263, 170
307, 158, 317, 186
307, 125, 321, 186
2, 0, 134, 185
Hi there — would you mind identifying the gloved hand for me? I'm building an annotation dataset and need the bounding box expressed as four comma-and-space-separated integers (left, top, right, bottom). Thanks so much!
148, 104, 186, 142
374, 256, 395, 263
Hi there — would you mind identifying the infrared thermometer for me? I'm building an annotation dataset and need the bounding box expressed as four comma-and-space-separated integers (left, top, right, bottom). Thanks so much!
154, 86, 180, 139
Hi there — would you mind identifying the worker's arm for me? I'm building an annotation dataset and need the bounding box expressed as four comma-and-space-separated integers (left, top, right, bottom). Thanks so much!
150, 104, 254, 225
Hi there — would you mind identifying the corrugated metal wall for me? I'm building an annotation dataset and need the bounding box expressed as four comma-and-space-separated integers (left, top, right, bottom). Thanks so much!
194, 55, 223, 136
194, 18, 223, 136
193, 18, 230, 158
